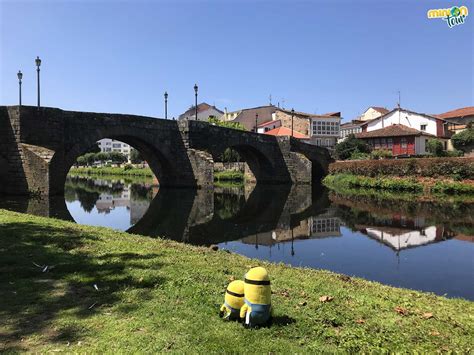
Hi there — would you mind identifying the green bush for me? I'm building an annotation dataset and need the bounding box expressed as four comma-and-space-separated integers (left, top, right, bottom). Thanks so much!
335, 135, 371, 160
370, 149, 392, 160
348, 149, 370, 160
451, 127, 474, 152
329, 157, 474, 179
426, 139, 444, 157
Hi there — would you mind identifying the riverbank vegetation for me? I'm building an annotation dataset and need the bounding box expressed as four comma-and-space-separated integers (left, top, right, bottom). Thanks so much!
329, 157, 473, 180
0, 210, 472, 352
69, 166, 154, 178
323, 173, 474, 196
214, 170, 244, 183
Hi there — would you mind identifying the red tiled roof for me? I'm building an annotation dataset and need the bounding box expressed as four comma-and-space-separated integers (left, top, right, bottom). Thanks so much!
355, 124, 435, 139
264, 126, 308, 139
258, 120, 280, 128
436, 106, 474, 119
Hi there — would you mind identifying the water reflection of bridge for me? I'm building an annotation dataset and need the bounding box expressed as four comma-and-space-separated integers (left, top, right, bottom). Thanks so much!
3, 179, 470, 252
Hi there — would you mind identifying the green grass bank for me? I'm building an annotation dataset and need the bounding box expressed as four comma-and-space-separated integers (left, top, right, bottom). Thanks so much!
69, 166, 154, 178
323, 173, 474, 196
1, 210, 473, 352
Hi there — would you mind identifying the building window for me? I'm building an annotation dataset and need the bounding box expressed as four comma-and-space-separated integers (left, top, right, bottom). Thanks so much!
425, 139, 429, 152
312, 120, 340, 136
387, 138, 393, 148
420, 124, 427, 131
374, 138, 380, 149
401, 137, 407, 148
112, 143, 121, 148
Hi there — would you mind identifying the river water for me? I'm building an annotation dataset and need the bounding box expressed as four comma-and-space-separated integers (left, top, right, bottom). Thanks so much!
2, 175, 473, 300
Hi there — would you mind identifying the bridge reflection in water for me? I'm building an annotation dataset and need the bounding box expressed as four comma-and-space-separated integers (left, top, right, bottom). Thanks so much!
2, 176, 473, 299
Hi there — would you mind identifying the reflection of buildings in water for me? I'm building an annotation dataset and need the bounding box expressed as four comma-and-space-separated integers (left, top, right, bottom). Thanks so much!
95, 188, 131, 214
309, 208, 342, 238
93, 186, 150, 225
362, 226, 441, 251
240, 208, 342, 247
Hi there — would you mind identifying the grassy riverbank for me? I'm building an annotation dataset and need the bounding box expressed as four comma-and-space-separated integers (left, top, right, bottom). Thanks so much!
1, 210, 473, 352
69, 166, 154, 178
70, 167, 245, 184
214, 170, 244, 183
323, 173, 474, 196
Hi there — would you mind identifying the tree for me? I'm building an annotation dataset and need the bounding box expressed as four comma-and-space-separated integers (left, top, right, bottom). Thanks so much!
426, 138, 444, 157
130, 149, 144, 164
221, 147, 241, 162
109, 151, 128, 164
451, 126, 474, 153
335, 135, 371, 160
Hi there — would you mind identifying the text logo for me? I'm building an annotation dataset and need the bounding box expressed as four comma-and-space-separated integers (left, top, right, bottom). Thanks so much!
427, 6, 468, 28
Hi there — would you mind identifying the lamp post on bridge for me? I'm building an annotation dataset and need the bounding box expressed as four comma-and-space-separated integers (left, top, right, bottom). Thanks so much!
164, 91, 168, 119
194, 84, 198, 120
17, 71, 23, 106
291, 108, 294, 137
255, 113, 258, 133
35, 56, 41, 109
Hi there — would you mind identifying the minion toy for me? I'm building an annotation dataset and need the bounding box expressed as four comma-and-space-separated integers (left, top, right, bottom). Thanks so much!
240, 267, 272, 328
219, 280, 245, 321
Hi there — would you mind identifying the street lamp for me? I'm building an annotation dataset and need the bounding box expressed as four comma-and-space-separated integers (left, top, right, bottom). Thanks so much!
17, 70, 23, 106
194, 84, 198, 120
35, 56, 41, 109
164, 91, 168, 119
291, 108, 295, 137
255, 113, 258, 133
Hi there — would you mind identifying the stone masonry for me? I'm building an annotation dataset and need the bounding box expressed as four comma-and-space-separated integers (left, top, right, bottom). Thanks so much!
0, 106, 332, 196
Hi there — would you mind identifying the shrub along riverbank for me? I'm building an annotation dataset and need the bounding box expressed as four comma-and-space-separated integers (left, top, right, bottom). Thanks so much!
0, 210, 473, 352
329, 157, 474, 180
323, 174, 474, 195
325, 157, 474, 196
70, 166, 246, 184
70, 166, 154, 178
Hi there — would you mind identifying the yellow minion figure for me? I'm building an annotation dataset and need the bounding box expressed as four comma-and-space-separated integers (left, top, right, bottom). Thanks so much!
240, 267, 272, 328
219, 280, 245, 321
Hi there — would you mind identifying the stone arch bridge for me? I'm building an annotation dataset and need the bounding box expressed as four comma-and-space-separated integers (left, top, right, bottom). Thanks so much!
0, 106, 332, 196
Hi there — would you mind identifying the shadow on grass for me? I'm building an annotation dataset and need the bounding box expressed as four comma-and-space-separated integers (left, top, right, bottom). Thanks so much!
0, 221, 165, 352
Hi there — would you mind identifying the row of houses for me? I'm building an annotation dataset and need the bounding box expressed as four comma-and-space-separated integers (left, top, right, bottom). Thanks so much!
96, 102, 473, 160
340, 106, 474, 156
178, 102, 473, 156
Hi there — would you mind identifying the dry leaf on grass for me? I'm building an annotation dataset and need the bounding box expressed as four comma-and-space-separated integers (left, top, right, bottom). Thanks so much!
430, 330, 440, 336
423, 312, 434, 319
395, 306, 408, 316
298, 301, 307, 307
319, 295, 334, 303
355, 319, 366, 324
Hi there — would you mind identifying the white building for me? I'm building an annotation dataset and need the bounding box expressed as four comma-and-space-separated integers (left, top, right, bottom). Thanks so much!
97, 139, 131, 160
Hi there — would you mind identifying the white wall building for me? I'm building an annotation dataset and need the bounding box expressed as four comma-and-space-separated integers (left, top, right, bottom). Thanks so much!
363, 108, 444, 137
97, 139, 131, 160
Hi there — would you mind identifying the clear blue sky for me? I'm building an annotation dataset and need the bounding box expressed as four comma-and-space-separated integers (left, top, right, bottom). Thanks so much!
1, 0, 473, 121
